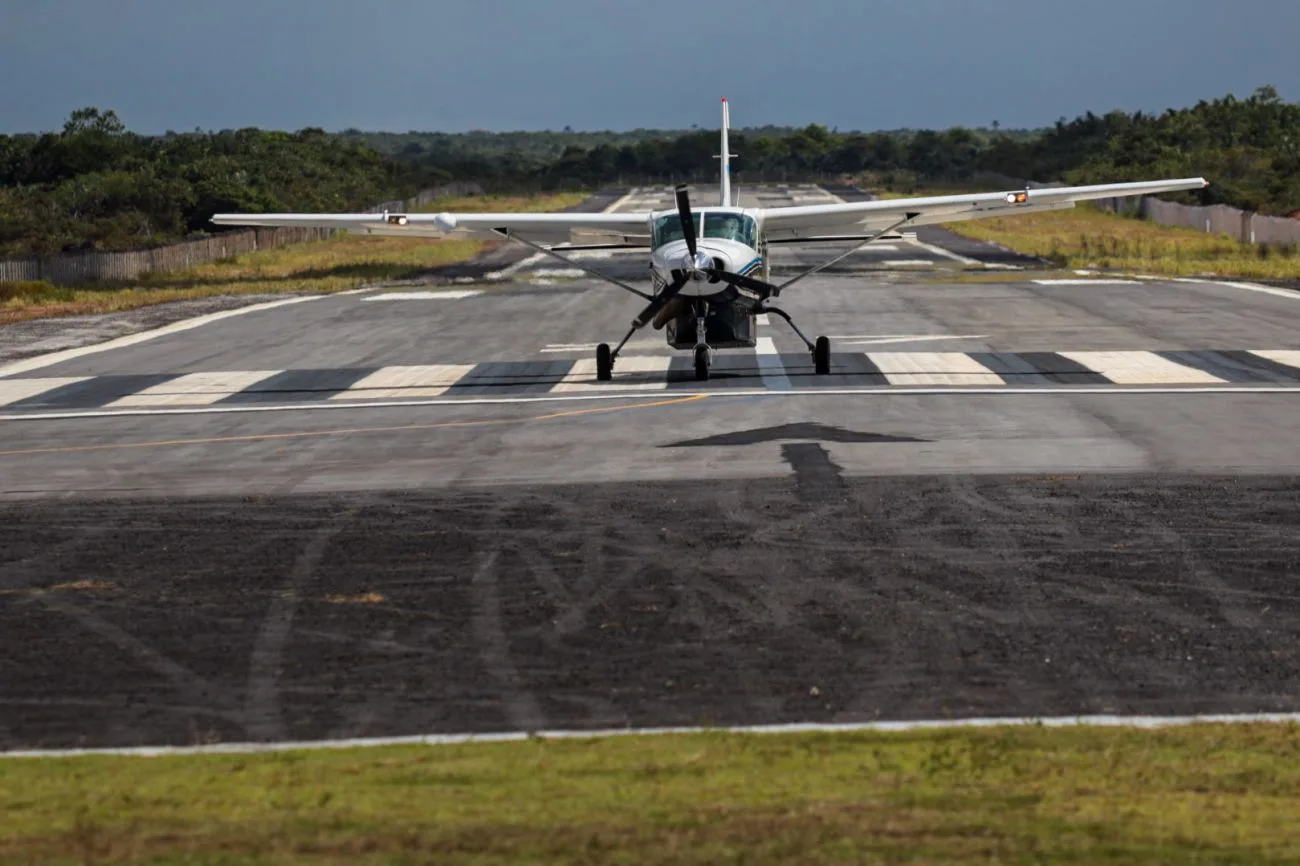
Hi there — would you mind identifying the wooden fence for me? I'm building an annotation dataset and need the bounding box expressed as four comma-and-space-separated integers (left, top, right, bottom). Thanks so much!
0, 180, 483, 286
1093, 195, 1300, 246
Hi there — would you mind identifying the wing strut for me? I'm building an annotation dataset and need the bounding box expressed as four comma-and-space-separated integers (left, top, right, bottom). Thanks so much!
489, 229, 652, 300
772, 213, 920, 295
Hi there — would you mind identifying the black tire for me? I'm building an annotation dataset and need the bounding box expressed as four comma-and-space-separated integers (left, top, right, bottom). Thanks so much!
814, 335, 831, 375
596, 343, 613, 381
694, 345, 710, 381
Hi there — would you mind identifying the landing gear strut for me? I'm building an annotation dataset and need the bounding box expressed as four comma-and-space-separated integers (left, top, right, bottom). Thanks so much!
762, 305, 831, 375
693, 305, 711, 381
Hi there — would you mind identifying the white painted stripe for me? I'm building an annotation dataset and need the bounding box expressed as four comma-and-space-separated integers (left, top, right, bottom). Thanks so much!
6, 712, 1300, 758
867, 351, 1004, 386
4, 385, 1298, 423
841, 334, 988, 347
551, 355, 672, 393
756, 314, 770, 326
363, 290, 482, 301
1249, 350, 1300, 370
755, 336, 792, 391
906, 237, 979, 265
0, 376, 90, 407
878, 259, 937, 267
107, 371, 281, 407
1057, 351, 1226, 385
1170, 276, 1300, 301
604, 187, 639, 213
540, 342, 662, 354
0, 296, 320, 379
483, 252, 547, 280
854, 244, 898, 252
525, 268, 586, 278
329, 364, 475, 400
1033, 279, 1140, 286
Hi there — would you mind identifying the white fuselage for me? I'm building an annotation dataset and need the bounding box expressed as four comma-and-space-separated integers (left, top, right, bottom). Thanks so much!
647, 207, 764, 298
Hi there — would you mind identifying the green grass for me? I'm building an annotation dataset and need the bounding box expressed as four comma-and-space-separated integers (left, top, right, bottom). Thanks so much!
0, 192, 589, 324
3, 724, 1299, 864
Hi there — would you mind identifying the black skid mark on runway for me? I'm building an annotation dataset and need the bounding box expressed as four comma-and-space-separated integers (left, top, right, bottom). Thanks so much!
782, 443, 847, 503
664, 422, 927, 448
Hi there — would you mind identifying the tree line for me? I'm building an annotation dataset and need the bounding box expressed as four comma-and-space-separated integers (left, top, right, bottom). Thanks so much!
2, 87, 1296, 258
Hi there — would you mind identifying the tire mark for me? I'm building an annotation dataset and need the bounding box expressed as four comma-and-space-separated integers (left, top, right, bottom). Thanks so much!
470, 550, 546, 731
244, 518, 347, 740
35, 593, 243, 723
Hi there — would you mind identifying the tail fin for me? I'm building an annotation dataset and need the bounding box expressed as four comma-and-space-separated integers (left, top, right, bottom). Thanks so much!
719, 97, 734, 207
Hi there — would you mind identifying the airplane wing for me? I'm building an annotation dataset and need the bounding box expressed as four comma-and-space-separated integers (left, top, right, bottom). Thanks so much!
757, 178, 1209, 241
210, 210, 652, 245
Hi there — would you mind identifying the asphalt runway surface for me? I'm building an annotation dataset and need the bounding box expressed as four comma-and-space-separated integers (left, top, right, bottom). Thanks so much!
3, 184, 1300, 750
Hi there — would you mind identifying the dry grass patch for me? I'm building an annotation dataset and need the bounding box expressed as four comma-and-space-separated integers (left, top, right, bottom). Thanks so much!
870, 185, 1300, 280
322, 592, 385, 605
0, 191, 589, 324
949, 204, 1300, 280
2, 724, 1299, 863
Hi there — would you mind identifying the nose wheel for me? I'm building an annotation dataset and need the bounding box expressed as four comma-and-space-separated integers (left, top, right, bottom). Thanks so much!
694, 344, 711, 380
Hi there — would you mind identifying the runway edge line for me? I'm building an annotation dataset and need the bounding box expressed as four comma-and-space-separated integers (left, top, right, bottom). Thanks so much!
5, 712, 1300, 759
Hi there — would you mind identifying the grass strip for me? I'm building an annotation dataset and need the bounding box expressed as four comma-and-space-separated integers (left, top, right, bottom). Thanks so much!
0, 192, 589, 324
947, 204, 1300, 280
2, 723, 1298, 864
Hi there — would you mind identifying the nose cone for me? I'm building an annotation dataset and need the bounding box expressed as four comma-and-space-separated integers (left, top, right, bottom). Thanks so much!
681, 250, 716, 272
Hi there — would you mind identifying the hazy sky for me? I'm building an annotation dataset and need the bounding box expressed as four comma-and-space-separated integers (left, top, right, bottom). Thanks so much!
1, 0, 1295, 134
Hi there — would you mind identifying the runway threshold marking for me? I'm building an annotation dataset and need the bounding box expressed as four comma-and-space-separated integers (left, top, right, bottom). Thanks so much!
5, 383, 1300, 425
0, 394, 709, 459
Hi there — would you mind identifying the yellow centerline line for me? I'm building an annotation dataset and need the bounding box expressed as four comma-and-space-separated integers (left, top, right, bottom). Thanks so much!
0, 394, 709, 458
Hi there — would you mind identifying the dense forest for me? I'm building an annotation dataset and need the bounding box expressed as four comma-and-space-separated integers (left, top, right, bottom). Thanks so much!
1, 87, 1296, 258
0, 108, 426, 257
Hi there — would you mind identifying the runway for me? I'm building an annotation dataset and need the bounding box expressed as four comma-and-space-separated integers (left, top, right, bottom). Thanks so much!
3, 184, 1300, 750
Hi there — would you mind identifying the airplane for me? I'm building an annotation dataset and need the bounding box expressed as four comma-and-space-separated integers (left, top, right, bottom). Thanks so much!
213, 99, 1208, 382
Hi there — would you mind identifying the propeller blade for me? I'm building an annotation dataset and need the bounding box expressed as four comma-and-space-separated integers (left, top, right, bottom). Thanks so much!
675, 184, 697, 258
633, 273, 689, 328
706, 268, 780, 299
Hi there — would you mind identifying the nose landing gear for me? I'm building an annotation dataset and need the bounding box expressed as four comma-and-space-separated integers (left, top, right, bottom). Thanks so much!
692, 306, 711, 380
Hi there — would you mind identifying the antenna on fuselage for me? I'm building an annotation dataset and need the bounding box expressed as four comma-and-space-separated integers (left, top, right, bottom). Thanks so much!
715, 97, 737, 207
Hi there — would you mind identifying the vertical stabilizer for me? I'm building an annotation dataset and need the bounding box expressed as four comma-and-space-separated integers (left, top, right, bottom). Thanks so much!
719, 97, 733, 207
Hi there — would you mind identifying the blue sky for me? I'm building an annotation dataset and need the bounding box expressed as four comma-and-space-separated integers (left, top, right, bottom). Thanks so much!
1, 0, 1295, 134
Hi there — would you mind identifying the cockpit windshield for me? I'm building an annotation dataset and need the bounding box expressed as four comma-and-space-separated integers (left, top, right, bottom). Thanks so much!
651, 213, 701, 249
652, 212, 757, 249
704, 213, 756, 247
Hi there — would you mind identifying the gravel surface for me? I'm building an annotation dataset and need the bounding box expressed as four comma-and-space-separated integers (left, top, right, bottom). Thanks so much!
3, 474, 1299, 750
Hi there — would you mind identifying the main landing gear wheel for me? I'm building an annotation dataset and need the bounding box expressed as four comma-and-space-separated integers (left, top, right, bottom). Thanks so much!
814, 335, 831, 375
694, 345, 711, 381
596, 343, 613, 381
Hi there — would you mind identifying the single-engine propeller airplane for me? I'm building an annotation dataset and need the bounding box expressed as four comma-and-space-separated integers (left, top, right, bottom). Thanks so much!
213, 99, 1208, 381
